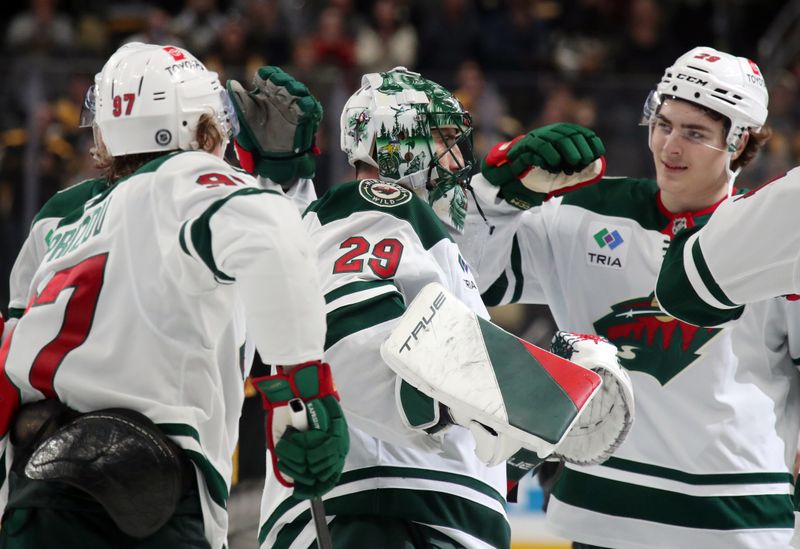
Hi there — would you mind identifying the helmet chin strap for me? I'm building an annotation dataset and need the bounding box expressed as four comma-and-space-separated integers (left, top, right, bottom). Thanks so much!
725, 157, 741, 198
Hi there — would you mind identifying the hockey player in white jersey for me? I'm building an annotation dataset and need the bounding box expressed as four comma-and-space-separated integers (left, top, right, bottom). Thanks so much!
228, 66, 631, 548
0, 43, 348, 549
657, 166, 800, 323
454, 47, 800, 548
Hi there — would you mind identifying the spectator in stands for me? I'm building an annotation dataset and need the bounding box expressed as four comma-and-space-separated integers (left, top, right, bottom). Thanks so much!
6, 0, 76, 55
172, 0, 226, 58
205, 16, 265, 84
124, 7, 183, 50
417, 0, 480, 72
243, 0, 292, 67
453, 60, 506, 158
355, 0, 417, 73
310, 6, 356, 71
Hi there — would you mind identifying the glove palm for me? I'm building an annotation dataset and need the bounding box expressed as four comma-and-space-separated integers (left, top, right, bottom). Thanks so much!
227, 67, 322, 183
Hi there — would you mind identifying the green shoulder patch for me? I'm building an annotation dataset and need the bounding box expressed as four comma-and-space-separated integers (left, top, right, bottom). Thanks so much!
306, 180, 452, 250
357, 179, 413, 207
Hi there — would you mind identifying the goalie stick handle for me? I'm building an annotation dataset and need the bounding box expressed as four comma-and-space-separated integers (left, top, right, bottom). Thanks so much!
289, 399, 334, 549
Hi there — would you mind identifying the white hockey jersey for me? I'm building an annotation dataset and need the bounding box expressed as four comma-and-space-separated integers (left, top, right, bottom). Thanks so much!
657, 166, 800, 325
257, 179, 509, 549
5, 178, 109, 338
455, 174, 800, 549
0, 151, 325, 549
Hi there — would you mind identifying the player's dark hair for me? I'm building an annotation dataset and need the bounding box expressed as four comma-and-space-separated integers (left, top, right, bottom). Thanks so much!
732, 127, 772, 171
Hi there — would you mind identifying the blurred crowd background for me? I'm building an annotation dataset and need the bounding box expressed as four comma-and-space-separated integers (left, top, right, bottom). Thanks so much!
2, 1, 800, 542
3, 0, 800, 313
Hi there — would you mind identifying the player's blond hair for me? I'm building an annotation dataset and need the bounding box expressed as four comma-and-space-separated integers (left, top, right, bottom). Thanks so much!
94, 112, 226, 183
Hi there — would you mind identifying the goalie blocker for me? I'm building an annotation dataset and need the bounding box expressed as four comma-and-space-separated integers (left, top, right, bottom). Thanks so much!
380, 283, 634, 470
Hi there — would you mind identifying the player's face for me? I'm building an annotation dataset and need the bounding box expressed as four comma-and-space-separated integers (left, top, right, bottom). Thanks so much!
432, 127, 465, 173
651, 99, 730, 212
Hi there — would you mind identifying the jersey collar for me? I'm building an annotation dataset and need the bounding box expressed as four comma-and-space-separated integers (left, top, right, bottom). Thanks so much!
655, 191, 728, 239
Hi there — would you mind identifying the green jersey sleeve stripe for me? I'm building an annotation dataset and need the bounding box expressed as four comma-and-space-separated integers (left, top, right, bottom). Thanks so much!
510, 234, 524, 303
553, 468, 793, 530
183, 449, 229, 508
270, 488, 509, 549
480, 236, 523, 307
603, 457, 793, 485
188, 187, 280, 284
0, 450, 5, 493
157, 422, 201, 442
656, 227, 743, 326
156, 423, 227, 508
7, 308, 23, 320
325, 291, 405, 350
690, 234, 738, 308
482, 271, 509, 307
260, 465, 508, 546
324, 279, 397, 304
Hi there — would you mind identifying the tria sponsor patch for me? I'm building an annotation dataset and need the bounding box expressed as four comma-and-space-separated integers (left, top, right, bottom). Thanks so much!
587, 222, 630, 270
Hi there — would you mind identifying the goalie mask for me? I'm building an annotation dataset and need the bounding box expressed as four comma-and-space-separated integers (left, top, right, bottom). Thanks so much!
80, 42, 238, 157
341, 67, 474, 232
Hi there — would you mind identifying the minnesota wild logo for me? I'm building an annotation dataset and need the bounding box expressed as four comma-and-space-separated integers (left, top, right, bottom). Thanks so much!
358, 180, 412, 208
593, 293, 720, 385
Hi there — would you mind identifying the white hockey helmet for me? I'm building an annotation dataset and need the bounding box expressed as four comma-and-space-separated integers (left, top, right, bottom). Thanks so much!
643, 46, 768, 152
81, 42, 238, 157
340, 66, 473, 193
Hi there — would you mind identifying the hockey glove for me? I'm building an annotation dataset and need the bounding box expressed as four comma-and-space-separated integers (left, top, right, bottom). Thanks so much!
253, 361, 349, 500
227, 66, 322, 184
482, 123, 606, 209
549, 332, 634, 465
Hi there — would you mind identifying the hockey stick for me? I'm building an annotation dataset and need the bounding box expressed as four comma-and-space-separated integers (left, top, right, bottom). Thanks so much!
289, 398, 334, 549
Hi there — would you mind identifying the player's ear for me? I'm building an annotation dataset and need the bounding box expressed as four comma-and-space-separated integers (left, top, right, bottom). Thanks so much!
731, 131, 750, 162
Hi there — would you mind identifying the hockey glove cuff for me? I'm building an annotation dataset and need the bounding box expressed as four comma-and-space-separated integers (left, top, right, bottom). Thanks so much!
227, 66, 322, 184
482, 123, 606, 209
253, 361, 349, 500
549, 332, 634, 465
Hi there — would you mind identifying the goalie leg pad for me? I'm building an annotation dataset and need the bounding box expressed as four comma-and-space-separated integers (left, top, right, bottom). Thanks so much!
22, 408, 193, 539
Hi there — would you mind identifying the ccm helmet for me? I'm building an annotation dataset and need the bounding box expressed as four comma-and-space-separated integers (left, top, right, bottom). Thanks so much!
643, 46, 768, 152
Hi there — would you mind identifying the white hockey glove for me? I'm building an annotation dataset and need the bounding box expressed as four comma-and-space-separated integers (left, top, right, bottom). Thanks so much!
549, 331, 634, 465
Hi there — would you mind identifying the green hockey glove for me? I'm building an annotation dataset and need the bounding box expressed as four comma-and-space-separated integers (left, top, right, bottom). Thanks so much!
481, 123, 606, 209
253, 361, 349, 500
227, 66, 323, 184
